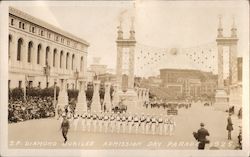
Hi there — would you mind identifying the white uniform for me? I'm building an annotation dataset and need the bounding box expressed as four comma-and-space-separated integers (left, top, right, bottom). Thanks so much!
110, 115, 115, 133
72, 114, 79, 131
151, 117, 157, 135
92, 114, 97, 132
145, 116, 151, 134
163, 118, 169, 135
127, 116, 133, 134
134, 116, 139, 134
169, 118, 176, 136
86, 114, 91, 132
81, 114, 86, 131
116, 115, 121, 133
104, 115, 109, 133
140, 116, 146, 134
98, 114, 103, 132
121, 115, 127, 133
158, 117, 163, 135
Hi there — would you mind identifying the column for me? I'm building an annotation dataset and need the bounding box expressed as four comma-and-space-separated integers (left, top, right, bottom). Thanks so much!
138, 88, 142, 104
76, 80, 87, 115
10, 35, 17, 66
83, 53, 87, 77
103, 82, 112, 112
91, 80, 101, 113
32, 42, 37, 68
40, 45, 45, 67
116, 46, 123, 90
112, 83, 119, 107
22, 39, 28, 68
217, 45, 224, 89
57, 79, 69, 109
229, 44, 238, 85
146, 89, 149, 103
141, 88, 145, 104
128, 46, 135, 89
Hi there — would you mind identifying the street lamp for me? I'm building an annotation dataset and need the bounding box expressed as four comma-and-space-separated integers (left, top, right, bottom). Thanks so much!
74, 69, 79, 90
53, 79, 57, 118
43, 63, 50, 88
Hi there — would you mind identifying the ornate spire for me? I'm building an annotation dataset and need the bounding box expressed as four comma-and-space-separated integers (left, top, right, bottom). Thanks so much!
117, 19, 123, 40
231, 15, 237, 38
217, 14, 223, 38
129, 17, 135, 40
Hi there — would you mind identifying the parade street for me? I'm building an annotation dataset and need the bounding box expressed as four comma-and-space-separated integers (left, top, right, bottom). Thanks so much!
8, 103, 241, 150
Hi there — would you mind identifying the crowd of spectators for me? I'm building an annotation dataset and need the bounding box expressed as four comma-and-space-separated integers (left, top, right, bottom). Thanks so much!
8, 96, 55, 123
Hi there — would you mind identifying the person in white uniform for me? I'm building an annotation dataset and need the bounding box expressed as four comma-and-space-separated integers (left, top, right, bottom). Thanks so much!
145, 114, 151, 134
81, 112, 87, 131
158, 114, 164, 135
103, 112, 109, 133
169, 115, 176, 136
140, 113, 146, 134
151, 115, 157, 135
163, 116, 169, 135
127, 113, 133, 134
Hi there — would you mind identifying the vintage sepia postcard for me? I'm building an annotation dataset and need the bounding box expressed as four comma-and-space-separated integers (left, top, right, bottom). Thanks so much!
0, 0, 249, 157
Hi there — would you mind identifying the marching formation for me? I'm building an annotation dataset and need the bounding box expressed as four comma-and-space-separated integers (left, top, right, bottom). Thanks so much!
59, 110, 176, 136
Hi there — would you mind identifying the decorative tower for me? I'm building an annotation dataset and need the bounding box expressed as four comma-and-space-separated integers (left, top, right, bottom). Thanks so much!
231, 16, 237, 38
217, 15, 223, 38
115, 17, 137, 112
215, 15, 239, 111
129, 17, 135, 40
117, 20, 123, 40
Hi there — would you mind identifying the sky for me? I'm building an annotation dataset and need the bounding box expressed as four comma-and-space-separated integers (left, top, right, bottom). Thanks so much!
10, 0, 249, 77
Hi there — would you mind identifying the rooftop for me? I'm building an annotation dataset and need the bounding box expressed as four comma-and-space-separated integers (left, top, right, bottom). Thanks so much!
9, 6, 89, 46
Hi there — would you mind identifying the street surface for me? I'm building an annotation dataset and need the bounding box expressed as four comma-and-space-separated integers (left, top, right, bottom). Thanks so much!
8, 103, 241, 150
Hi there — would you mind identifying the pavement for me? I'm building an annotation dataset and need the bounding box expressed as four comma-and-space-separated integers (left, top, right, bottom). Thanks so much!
8, 103, 241, 150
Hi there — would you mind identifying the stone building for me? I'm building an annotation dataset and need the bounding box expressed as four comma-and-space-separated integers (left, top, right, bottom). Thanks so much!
160, 68, 217, 100
8, 7, 89, 90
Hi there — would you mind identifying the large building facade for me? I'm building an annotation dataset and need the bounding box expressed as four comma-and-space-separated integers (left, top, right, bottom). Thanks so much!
160, 69, 217, 100
8, 7, 89, 90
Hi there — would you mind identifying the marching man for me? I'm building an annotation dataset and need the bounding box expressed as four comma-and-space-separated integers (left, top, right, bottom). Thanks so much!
86, 112, 92, 132
158, 114, 164, 135
169, 115, 176, 136
103, 112, 109, 133
127, 113, 133, 134
133, 114, 139, 134
110, 112, 116, 133
61, 115, 70, 143
163, 116, 169, 135
98, 112, 103, 132
72, 112, 79, 131
81, 112, 87, 131
145, 114, 151, 134
151, 115, 157, 135
140, 113, 146, 134
116, 112, 122, 133
121, 111, 127, 133
92, 112, 98, 132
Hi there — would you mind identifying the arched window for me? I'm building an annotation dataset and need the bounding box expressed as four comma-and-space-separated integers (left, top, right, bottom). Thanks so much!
9, 35, 12, 59
19, 22, 21, 28
45, 46, 50, 65
37, 44, 41, 64
60, 51, 63, 68
80, 56, 83, 72
27, 41, 33, 63
22, 23, 25, 29
66, 53, 69, 69
17, 38, 23, 61
11, 19, 14, 26
53, 49, 57, 67
71, 54, 75, 70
